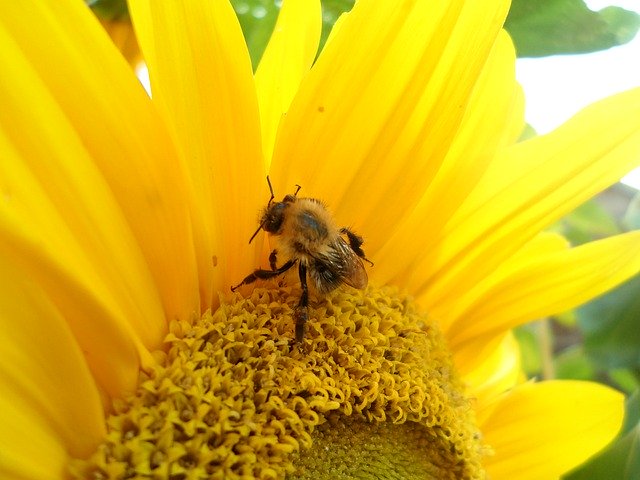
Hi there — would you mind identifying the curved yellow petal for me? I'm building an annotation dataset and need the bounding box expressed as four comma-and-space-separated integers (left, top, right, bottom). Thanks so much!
413, 87, 640, 305
458, 332, 522, 415
0, 129, 151, 398
449, 231, 640, 349
435, 232, 568, 335
480, 381, 624, 480
255, 0, 321, 165
269, 0, 510, 248
129, 0, 265, 304
0, 258, 105, 480
0, 0, 200, 323
373, 30, 523, 285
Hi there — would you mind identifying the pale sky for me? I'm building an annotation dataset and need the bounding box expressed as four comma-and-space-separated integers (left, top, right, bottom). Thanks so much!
516, 0, 640, 189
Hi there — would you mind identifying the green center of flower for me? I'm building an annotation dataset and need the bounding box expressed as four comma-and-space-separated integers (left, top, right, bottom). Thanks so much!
70, 285, 484, 479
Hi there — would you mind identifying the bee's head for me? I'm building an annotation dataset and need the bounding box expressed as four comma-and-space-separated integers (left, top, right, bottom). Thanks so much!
248, 178, 301, 244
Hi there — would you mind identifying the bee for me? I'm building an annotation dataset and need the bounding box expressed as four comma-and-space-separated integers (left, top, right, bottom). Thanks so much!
232, 177, 373, 342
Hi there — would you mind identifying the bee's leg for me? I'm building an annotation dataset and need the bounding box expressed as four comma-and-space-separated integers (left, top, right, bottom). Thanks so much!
269, 249, 278, 270
294, 263, 309, 342
340, 227, 374, 266
231, 259, 296, 292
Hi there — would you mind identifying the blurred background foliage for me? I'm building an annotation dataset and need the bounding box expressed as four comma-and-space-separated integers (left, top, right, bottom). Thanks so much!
89, 0, 640, 478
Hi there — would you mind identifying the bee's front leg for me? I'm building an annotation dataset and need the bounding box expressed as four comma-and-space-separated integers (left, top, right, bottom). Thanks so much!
231, 259, 295, 292
294, 262, 309, 342
269, 249, 278, 270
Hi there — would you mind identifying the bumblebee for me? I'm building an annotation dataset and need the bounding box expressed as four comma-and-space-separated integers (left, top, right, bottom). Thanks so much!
232, 177, 373, 341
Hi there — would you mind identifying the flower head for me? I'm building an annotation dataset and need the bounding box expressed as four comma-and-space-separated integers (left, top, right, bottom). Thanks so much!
1, 0, 640, 479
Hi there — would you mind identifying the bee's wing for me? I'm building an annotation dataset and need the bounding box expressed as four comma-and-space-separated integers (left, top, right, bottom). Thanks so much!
331, 236, 368, 290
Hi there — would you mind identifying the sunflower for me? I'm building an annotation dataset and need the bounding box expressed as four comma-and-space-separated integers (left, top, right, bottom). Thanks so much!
2, 0, 640, 479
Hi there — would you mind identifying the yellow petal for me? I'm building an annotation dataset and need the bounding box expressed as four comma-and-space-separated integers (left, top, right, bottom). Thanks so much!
0, 258, 105, 479
480, 381, 624, 480
99, 18, 142, 66
255, 0, 322, 165
0, 0, 200, 323
372, 30, 523, 285
412, 87, 640, 306
449, 231, 640, 349
129, 0, 265, 304
436, 232, 568, 335
0, 128, 151, 398
270, 0, 510, 250
458, 332, 522, 415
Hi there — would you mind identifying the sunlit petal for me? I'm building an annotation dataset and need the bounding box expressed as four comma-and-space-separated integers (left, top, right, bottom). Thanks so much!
0, 129, 151, 397
255, 0, 321, 165
436, 232, 568, 335
0, 258, 105, 480
413, 88, 640, 306
129, 0, 265, 303
459, 332, 522, 415
373, 30, 523, 285
270, 0, 510, 248
0, 0, 200, 323
450, 231, 640, 351
480, 381, 624, 480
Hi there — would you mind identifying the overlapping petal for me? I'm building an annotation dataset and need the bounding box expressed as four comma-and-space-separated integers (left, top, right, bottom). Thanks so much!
269, 0, 510, 250
0, 22, 160, 397
373, 30, 524, 286
437, 232, 569, 335
459, 332, 522, 412
0, 0, 199, 325
449, 231, 640, 350
0, 258, 105, 480
129, 0, 265, 304
411, 88, 640, 307
0, 1, 636, 479
0, 135, 149, 397
480, 381, 624, 480
99, 19, 141, 66
255, 0, 322, 165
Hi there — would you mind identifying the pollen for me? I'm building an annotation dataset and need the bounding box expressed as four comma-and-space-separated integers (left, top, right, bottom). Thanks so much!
70, 285, 485, 479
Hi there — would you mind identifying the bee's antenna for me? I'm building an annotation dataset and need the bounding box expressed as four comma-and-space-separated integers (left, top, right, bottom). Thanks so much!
248, 223, 263, 244
266, 175, 275, 205
248, 176, 276, 244
294, 184, 302, 196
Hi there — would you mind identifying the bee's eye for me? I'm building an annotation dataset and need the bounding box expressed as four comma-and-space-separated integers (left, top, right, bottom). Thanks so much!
262, 203, 287, 233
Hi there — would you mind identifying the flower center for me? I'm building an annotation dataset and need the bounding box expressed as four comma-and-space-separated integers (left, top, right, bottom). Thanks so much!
70, 285, 484, 479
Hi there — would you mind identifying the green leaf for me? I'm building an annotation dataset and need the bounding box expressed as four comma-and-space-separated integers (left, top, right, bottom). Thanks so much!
622, 390, 640, 433
231, 0, 354, 70
564, 391, 640, 480
554, 198, 620, 246
87, 1, 354, 70
623, 192, 640, 231
518, 123, 538, 142
610, 369, 640, 396
86, 0, 129, 20
554, 345, 596, 381
231, 0, 280, 69
553, 308, 577, 328
514, 324, 543, 376
319, 0, 355, 51
505, 0, 640, 57
578, 274, 640, 370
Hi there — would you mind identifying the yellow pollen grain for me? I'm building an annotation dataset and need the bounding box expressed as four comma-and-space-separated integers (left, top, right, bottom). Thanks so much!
70, 285, 484, 479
